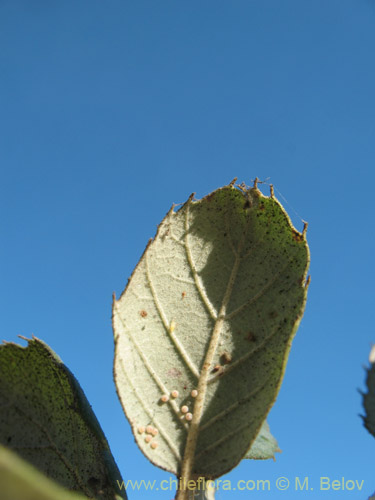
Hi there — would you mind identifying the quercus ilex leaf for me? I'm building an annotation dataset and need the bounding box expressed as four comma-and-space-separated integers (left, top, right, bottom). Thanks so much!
113, 180, 309, 494
0, 337, 126, 500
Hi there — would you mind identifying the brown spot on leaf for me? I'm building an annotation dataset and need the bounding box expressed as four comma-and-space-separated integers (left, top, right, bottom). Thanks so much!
167, 367, 182, 378
161, 229, 170, 240
292, 229, 303, 242
139, 310, 148, 318
212, 364, 222, 374
220, 352, 232, 365
182, 291, 186, 299
245, 331, 256, 342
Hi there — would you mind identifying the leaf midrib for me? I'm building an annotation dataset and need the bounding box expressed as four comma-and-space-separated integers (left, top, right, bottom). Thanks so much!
177, 198, 251, 492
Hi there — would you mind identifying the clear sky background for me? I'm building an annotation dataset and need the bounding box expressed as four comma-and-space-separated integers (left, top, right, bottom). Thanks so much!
1, 1, 375, 499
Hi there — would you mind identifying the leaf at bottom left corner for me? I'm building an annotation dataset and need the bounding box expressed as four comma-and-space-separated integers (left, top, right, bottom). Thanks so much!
0, 445, 89, 500
0, 337, 127, 500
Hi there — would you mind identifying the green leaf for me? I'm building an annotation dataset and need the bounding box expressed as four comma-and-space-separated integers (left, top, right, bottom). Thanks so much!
244, 420, 280, 460
0, 445, 88, 500
113, 180, 309, 483
362, 345, 375, 439
0, 337, 127, 500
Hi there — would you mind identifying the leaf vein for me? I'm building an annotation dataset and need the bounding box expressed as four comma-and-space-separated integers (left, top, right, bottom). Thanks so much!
207, 323, 279, 384
226, 259, 292, 320
145, 251, 200, 379
200, 376, 271, 433
113, 301, 188, 428
184, 202, 218, 321
118, 357, 182, 462
195, 416, 264, 463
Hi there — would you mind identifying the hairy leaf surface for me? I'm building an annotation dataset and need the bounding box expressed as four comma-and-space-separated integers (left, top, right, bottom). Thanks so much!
113, 181, 310, 479
0, 337, 126, 500
244, 420, 280, 460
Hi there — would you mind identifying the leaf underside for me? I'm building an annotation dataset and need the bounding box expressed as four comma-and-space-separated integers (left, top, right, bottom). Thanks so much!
113, 182, 310, 479
0, 337, 126, 500
244, 420, 280, 460
362, 349, 375, 439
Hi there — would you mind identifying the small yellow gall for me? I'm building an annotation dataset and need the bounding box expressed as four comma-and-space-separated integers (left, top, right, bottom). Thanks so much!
160, 394, 169, 403
151, 428, 158, 436
145, 435, 152, 443
171, 390, 179, 398
191, 390, 198, 398
181, 405, 189, 414
137, 426, 145, 434
146, 425, 153, 434
150, 441, 158, 449
185, 413, 193, 421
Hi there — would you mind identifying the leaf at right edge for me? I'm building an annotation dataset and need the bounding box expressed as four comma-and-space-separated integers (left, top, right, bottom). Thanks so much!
362, 347, 375, 500
362, 345, 375, 438
244, 420, 280, 460
0, 445, 88, 500
113, 182, 310, 480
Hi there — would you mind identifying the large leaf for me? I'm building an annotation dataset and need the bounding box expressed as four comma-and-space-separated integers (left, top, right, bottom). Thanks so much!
0, 337, 126, 500
113, 180, 310, 485
0, 445, 88, 500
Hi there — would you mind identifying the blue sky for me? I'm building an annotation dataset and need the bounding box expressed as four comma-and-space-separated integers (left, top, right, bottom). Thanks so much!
1, 1, 375, 498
